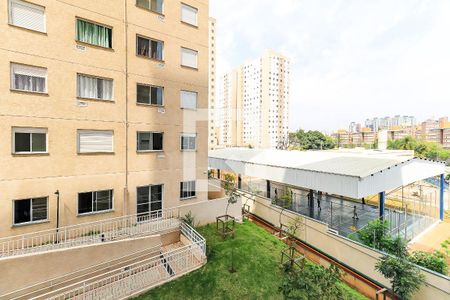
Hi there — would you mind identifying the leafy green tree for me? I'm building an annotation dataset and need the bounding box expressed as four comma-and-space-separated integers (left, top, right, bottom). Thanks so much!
273, 188, 293, 209
388, 136, 450, 164
280, 264, 344, 300
376, 255, 425, 300
223, 173, 239, 216
290, 129, 336, 150
446, 174, 450, 181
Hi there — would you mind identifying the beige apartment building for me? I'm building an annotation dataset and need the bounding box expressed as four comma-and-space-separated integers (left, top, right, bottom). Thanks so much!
217, 50, 290, 149
0, 0, 209, 238
208, 17, 217, 149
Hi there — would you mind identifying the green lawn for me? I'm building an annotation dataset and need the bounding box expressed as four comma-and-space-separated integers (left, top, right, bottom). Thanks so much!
136, 221, 368, 300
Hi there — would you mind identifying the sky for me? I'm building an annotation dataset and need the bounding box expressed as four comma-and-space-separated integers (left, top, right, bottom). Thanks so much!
210, 0, 450, 133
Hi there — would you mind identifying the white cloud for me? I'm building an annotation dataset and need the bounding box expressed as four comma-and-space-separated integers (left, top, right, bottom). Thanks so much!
210, 0, 450, 131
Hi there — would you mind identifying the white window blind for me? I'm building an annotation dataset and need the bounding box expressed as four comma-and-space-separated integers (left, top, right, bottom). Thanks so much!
181, 3, 197, 26
180, 90, 197, 109
181, 48, 198, 69
9, 0, 46, 32
78, 130, 113, 153
77, 74, 113, 100
11, 63, 47, 93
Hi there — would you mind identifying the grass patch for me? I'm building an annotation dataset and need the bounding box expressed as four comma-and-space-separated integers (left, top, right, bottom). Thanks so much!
136, 221, 368, 300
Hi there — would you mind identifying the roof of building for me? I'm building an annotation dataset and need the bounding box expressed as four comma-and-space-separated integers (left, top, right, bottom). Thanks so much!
209, 148, 445, 198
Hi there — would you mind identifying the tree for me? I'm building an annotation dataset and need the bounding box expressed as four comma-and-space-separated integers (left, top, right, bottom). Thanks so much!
223, 173, 239, 216
446, 174, 450, 181
376, 255, 425, 300
388, 136, 450, 165
289, 129, 336, 150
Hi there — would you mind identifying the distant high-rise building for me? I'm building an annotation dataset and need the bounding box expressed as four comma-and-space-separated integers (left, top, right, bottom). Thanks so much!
217, 50, 290, 149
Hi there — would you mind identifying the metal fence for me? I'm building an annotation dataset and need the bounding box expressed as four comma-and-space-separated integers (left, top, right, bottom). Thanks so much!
0, 207, 180, 258
38, 224, 206, 300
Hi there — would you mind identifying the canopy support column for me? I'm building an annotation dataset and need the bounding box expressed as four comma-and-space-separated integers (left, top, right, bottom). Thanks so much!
379, 191, 386, 220
266, 180, 271, 199
440, 174, 445, 221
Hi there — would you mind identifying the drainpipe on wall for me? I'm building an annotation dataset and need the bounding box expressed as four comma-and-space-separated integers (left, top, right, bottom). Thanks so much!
124, 0, 129, 216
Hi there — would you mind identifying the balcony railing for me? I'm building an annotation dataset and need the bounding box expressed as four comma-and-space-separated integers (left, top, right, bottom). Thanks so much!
37, 224, 206, 300
0, 207, 180, 258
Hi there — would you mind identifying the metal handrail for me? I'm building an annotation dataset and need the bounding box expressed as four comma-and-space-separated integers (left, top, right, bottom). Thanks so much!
0, 207, 180, 258
37, 226, 206, 300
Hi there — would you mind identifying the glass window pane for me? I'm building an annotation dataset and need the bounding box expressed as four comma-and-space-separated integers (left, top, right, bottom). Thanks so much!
96, 190, 112, 211
151, 0, 163, 13
138, 132, 151, 151
137, 37, 149, 57
153, 133, 163, 151
14, 199, 31, 224
137, 0, 150, 9
78, 192, 93, 214
15, 132, 31, 152
31, 133, 46, 152
32, 198, 47, 221
137, 186, 150, 205
137, 85, 150, 104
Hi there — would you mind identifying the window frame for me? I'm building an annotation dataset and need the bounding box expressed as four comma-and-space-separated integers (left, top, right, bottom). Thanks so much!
77, 73, 114, 101
77, 129, 114, 154
136, 184, 164, 216
12, 127, 48, 154
180, 133, 197, 151
180, 180, 196, 200
136, 83, 164, 106
180, 47, 198, 69
180, 90, 198, 110
75, 17, 113, 49
136, 131, 164, 152
10, 62, 48, 94
77, 189, 114, 216
136, 34, 164, 61
12, 197, 49, 226
8, 0, 46, 33
180, 2, 198, 27
136, 0, 164, 15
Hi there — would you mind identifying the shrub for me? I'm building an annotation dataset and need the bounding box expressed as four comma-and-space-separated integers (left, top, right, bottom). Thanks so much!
181, 211, 196, 227
409, 251, 448, 275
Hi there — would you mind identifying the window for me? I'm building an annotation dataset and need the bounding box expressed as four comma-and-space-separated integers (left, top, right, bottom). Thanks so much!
137, 84, 163, 105
181, 3, 197, 26
137, 132, 163, 151
180, 181, 196, 199
76, 19, 112, 48
136, 0, 163, 14
137, 36, 163, 61
181, 133, 196, 151
78, 190, 113, 215
78, 130, 114, 153
14, 197, 48, 225
11, 63, 47, 93
181, 48, 198, 69
13, 127, 47, 154
8, 0, 45, 32
180, 90, 197, 109
137, 184, 163, 215
77, 74, 113, 100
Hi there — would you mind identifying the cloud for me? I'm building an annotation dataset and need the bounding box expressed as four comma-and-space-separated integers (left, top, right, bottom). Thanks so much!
210, 0, 450, 132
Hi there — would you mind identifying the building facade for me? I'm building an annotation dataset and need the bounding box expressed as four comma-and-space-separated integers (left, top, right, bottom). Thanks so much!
217, 50, 290, 149
0, 0, 209, 237
208, 17, 217, 149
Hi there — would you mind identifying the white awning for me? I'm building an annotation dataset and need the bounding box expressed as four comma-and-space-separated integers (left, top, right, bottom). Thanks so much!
209, 148, 446, 198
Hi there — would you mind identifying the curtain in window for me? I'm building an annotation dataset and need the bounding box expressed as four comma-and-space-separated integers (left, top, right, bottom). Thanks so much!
77, 75, 97, 99
12, 63, 47, 92
137, 37, 149, 56
78, 75, 113, 100
77, 19, 112, 48
152, 0, 163, 13
150, 40, 163, 60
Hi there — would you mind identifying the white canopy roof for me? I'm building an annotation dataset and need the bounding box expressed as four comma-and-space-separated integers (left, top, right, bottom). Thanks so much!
209, 148, 446, 199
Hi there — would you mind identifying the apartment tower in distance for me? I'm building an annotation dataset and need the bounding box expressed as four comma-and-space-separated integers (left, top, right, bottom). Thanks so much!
0, 0, 209, 238
217, 50, 290, 149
